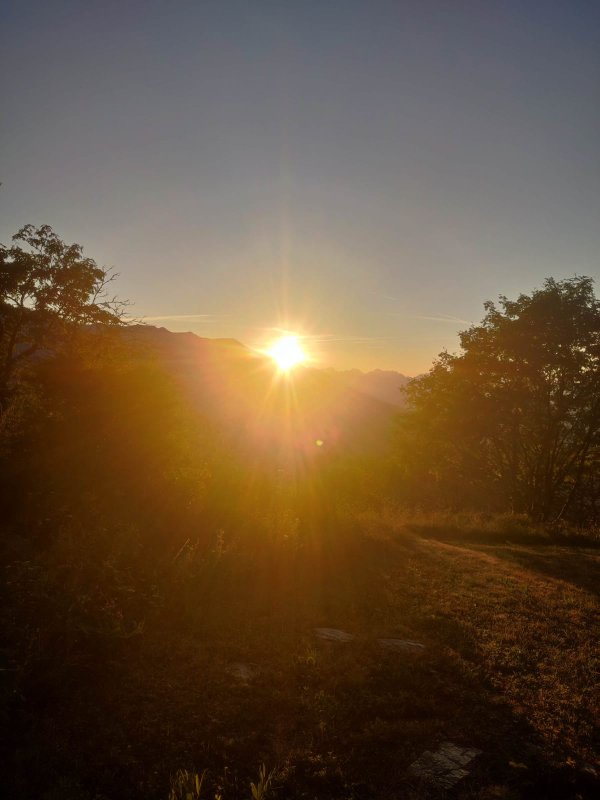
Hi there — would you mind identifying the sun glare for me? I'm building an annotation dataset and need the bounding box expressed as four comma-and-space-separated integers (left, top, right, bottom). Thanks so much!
267, 334, 307, 372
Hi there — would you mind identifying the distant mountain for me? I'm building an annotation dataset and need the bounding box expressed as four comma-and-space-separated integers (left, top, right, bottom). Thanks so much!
332, 368, 411, 407
118, 325, 409, 458
124, 326, 411, 402
123, 324, 250, 360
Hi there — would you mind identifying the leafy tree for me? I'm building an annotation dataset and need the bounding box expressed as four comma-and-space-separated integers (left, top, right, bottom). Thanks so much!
397, 277, 600, 522
0, 224, 127, 408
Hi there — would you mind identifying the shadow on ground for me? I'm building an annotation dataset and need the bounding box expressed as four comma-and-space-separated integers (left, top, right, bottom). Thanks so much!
485, 545, 600, 598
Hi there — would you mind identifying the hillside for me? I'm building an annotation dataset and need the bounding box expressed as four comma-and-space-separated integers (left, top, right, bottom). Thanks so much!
121, 325, 407, 458
124, 325, 411, 402
332, 368, 411, 407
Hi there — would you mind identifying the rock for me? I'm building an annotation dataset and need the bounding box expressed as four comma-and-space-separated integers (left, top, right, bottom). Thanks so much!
378, 638, 425, 653
227, 662, 260, 682
314, 627, 355, 643
581, 762, 598, 778
409, 741, 482, 790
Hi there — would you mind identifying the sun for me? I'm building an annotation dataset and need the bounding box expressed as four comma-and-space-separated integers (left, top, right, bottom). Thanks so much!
266, 334, 307, 371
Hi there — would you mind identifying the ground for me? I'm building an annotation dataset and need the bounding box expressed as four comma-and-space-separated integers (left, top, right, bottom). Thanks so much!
5, 515, 600, 799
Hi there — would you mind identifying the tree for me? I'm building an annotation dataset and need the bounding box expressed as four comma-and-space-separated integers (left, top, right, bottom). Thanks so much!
0, 224, 127, 408
397, 277, 600, 523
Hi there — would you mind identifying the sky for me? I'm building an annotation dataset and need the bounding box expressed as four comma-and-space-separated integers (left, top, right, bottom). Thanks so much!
1, 1, 599, 374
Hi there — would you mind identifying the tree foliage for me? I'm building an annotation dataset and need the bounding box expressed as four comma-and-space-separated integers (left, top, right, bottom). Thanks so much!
397, 277, 600, 523
0, 224, 127, 405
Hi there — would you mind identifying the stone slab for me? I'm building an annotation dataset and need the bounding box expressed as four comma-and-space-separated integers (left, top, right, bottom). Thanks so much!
314, 627, 355, 643
409, 741, 482, 789
378, 638, 425, 653
227, 662, 260, 682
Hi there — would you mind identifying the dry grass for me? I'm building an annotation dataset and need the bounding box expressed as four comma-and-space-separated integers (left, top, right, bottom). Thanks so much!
4, 511, 599, 799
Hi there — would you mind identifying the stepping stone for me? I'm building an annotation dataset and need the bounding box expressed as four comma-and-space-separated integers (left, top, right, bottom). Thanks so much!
314, 627, 355, 643
581, 762, 598, 779
378, 638, 425, 653
227, 662, 260, 682
409, 742, 482, 790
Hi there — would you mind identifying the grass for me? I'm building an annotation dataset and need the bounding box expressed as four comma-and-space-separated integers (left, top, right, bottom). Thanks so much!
3, 510, 599, 799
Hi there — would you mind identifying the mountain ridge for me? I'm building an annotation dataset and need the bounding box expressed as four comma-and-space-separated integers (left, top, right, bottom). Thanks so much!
125, 324, 411, 407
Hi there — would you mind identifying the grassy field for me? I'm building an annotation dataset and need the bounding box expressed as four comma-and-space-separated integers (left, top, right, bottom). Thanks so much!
4, 512, 599, 800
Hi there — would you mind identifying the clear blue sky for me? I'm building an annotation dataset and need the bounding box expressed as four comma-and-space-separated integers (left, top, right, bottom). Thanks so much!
1, 1, 599, 373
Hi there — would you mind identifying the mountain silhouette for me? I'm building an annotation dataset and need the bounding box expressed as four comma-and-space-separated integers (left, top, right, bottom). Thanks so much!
121, 325, 408, 458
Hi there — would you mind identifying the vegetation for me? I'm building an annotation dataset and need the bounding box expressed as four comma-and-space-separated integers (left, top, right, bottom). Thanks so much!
396, 277, 600, 524
0, 224, 127, 408
1, 227, 598, 799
